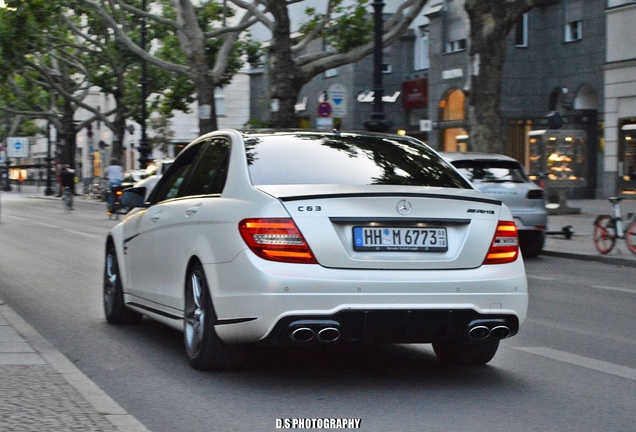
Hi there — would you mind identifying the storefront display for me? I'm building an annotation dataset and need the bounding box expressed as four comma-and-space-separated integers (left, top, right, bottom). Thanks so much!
527, 129, 587, 188
618, 122, 636, 195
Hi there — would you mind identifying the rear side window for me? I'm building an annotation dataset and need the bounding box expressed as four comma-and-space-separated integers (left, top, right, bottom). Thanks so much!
451, 160, 529, 184
148, 144, 202, 203
245, 133, 470, 189
180, 138, 230, 196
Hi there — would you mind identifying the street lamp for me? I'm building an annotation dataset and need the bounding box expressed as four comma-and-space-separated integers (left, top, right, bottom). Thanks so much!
364, 0, 392, 133
44, 121, 54, 195
138, 0, 151, 169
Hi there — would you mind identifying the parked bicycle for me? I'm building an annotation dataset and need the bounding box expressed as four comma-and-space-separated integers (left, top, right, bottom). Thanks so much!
592, 197, 636, 255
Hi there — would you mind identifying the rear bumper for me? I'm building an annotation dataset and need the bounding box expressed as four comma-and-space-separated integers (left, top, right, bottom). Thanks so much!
259, 309, 520, 345
206, 251, 528, 345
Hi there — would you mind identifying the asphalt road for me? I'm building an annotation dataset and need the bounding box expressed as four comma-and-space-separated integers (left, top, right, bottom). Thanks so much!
0, 192, 634, 432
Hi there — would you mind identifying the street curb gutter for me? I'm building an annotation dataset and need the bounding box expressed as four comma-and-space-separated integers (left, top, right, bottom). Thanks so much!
0, 297, 149, 432
542, 250, 636, 268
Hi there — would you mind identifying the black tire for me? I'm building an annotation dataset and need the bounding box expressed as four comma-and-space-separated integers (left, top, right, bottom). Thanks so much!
103, 243, 142, 324
432, 338, 500, 366
593, 215, 616, 254
520, 236, 544, 258
184, 262, 245, 370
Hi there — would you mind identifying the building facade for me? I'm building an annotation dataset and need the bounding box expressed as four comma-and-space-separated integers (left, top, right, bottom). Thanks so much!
426, 0, 606, 199
604, 0, 636, 198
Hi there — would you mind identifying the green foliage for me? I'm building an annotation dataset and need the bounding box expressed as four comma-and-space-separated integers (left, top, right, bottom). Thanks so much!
299, 0, 373, 53
0, 0, 63, 76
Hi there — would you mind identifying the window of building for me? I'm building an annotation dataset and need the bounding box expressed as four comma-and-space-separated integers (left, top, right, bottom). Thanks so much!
414, 26, 429, 70
446, 39, 467, 53
564, 0, 583, 42
215, 87, 225, 117
565, 20, 583, 42
515, 13, 528, 47
443, 0, 468, 54
324, 43, 338, 77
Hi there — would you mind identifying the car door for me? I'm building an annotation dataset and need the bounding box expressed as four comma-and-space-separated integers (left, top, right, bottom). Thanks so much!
154, 137, 232, 312
123, 142, 203, 315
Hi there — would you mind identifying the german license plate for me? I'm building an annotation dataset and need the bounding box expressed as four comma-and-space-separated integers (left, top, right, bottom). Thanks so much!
353, 227, 448, 252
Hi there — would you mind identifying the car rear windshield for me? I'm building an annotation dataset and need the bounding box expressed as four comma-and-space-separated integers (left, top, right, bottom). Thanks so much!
451, 160, 529, 183
244, 133, 471, 188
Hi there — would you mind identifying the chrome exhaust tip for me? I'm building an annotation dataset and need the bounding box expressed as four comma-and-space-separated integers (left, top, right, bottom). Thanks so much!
490, 325, 512, 340
468, 325, 491, 340
290, 327, 315, 343
317, 327, 341, 343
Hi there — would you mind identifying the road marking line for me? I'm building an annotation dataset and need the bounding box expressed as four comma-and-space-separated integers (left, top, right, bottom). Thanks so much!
590, 285, 635, 294
514, 347, 636, 381
527, 275, 559, 281
4, 214, 102, 239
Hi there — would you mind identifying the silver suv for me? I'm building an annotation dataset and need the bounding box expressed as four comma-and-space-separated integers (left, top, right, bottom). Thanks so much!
441, 152, 547, 257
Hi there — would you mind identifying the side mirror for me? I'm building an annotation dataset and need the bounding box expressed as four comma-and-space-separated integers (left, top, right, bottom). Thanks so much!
121, 187, 147, 208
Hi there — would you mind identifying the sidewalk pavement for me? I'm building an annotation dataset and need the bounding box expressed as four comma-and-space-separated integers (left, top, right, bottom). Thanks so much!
1, 185, 635, 431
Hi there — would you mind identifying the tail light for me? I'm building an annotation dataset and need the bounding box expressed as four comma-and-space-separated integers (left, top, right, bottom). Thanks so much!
483, 221, 519, 264
115, 189, 123, 197
239, 218, 317, 264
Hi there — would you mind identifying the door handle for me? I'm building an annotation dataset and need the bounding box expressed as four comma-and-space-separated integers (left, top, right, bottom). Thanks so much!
185, 205, 201, 217
150, 213, 161, 222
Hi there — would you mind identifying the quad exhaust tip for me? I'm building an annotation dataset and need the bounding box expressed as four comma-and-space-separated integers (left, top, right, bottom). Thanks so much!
468, 321, 512, 340
289, 321, 341, 343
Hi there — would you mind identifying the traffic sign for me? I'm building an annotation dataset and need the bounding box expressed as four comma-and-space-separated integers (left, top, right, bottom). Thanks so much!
7, 137, 29, 158
317, 102, 332, 118
328, 84, 347, 117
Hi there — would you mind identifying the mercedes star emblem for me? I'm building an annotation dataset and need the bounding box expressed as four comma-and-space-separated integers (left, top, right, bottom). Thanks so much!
396, 200, 412, 215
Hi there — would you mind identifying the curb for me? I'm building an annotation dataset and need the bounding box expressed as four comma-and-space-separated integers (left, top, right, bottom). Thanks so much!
0, 297, 148, 432
541, 249, 636, 268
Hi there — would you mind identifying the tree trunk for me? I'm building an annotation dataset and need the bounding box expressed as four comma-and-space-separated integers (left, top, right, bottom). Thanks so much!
465, 0, 550, 153
268, 0, 306, 128
195, 76, 218, 135
60, 101, 77, 169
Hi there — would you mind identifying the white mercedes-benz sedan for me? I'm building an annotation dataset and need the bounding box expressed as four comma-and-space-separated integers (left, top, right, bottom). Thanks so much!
104, 129, 528, 370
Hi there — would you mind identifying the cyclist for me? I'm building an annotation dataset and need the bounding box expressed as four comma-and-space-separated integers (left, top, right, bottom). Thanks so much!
105, 158, 124, 213
60, 164, 75, 210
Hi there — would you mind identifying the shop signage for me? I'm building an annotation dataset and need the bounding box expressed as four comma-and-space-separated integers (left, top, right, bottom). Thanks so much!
357, 91, 401, 103
402, 78, 428, 109
442, 68, 463, 80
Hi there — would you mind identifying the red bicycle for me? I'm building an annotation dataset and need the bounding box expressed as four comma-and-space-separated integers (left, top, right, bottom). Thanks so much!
593, 197, 636, 255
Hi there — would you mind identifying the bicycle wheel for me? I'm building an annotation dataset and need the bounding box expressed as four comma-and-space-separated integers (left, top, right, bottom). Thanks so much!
625, 219, 636, 255
593, 215, 616, 254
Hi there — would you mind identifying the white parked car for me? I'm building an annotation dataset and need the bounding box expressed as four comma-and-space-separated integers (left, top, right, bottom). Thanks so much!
440, 152, 547, 257
104, 130, 528, 370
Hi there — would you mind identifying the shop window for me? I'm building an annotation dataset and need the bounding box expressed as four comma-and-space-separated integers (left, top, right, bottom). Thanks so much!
527, 129, 587, 187
618, 122, 636, 195
438, 89, 468, 152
